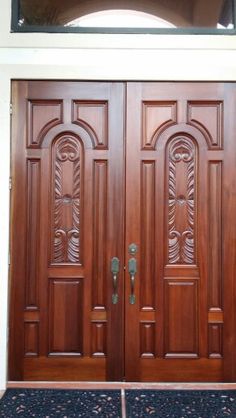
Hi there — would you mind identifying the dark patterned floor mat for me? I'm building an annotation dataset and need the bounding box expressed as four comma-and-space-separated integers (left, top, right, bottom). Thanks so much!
125, 390, 236, 418
0, 389, 121, 418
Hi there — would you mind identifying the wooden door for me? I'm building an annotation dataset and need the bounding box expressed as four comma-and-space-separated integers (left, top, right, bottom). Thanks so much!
9, 81, 236, 383
9, 81, 125, 381
125, 82, 236, 382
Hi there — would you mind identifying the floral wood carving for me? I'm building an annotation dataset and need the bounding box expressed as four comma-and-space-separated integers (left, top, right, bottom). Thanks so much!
52, 134, 82, 264
168, 136, 196, 264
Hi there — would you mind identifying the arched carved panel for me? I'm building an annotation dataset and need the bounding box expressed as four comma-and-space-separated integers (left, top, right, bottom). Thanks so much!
187, 101, 223, 149
167, 135, 197, 265
142, 101, 177, 150
27, 100, 63, 148
73, 100, 108, 149
51, 133, 83, 264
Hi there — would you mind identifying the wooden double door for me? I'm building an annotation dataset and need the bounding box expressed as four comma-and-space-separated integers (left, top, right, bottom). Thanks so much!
9, 81, 236, 382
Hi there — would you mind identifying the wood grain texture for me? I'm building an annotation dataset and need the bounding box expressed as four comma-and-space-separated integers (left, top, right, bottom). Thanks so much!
140, 322, 155, 358
9, 81, 236, 383
25, 159, 40, 308
140, 161, 155, 310
24, 322, 39, 357
208, 324, 223, 358
142, 101, 177, 149
164, 279, 198, 357
73, 101, 108, 149
91, 322, 107, 357
10, 81, 125, 382
92, 161, 107, 310
125, 82, 233, 382
49, 279, 83, 355
27, 100, 63, 148
187, 101, 223, 149
208, 161, 222, 311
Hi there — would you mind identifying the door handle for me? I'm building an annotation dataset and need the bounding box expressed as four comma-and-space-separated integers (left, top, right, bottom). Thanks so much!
111, 257, 120, 304
128, 257, 137, 304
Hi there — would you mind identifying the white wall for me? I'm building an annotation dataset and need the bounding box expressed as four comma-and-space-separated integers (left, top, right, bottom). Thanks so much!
1, 0, 236, 391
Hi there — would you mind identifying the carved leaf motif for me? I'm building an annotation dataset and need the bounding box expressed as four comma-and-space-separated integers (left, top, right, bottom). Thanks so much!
52, 135, 82, 264
168, 136, 196, 264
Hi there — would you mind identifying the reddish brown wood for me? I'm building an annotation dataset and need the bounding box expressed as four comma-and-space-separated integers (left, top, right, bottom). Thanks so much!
125, 82, 236, 382
9, 81, 125, 381
9, 81, 236, 383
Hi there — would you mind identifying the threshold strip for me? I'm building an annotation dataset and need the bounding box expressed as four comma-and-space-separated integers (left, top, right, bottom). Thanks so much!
121, 388, 126, 418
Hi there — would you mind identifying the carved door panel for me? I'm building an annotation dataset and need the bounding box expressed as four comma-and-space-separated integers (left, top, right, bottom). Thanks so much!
9, 81, 125, 381
125, 82, 236, 382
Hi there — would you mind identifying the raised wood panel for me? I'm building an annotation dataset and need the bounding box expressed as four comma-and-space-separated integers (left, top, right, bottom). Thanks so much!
92, 161, 107, 311
140, 322, 155, 358
164, 280, 198, 357
167, 136, 197, 265
51, 134, 83, 265
140, 358, 222, 382
208, 324, 223, 359
140, 161, 155, 310
73, 101, 108, 149
208, 161, 222, 311
91, 322, 107, 357
26, 159, 40, 308
27, 100, 63, 148
187, 101, 223, 149
142, 101, 177, 149
24, 322, 39, 357
164, 266, 199, 277
24, 357, 106, 381
49, 279, 83, 355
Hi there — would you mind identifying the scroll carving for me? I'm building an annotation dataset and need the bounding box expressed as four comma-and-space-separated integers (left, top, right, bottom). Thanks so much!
168, 136, 196, 264
52, 135, 82, 264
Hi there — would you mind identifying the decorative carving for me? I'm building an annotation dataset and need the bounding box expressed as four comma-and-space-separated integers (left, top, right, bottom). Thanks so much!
168, 136, 196, 264
52, 134, 82, 264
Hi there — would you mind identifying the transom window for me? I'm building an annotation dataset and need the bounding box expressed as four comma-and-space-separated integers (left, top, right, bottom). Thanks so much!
12, 0, 236, 34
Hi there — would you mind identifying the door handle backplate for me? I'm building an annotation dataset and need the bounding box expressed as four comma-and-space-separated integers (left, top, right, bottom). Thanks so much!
111, 257, 120, 304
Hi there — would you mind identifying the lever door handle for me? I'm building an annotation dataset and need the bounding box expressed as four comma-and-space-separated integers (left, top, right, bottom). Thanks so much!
111, 257, 120, 304
128, 257, 137, 304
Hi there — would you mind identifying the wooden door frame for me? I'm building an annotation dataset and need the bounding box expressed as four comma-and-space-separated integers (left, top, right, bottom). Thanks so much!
8, 80, 236, 383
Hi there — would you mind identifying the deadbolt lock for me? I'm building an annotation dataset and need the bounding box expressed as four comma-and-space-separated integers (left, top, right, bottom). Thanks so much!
128, 243, 138, 255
